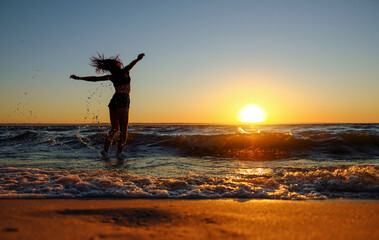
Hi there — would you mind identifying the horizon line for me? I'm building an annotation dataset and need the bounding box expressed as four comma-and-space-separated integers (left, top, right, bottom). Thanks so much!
1, 122, 378, 126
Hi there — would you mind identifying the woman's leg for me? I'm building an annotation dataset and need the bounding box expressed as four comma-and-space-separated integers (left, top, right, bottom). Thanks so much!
116, 107, 129, 155
102, 108, 119, 156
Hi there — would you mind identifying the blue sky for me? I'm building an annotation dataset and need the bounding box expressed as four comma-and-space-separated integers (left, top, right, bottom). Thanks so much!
1, 0, 378, 123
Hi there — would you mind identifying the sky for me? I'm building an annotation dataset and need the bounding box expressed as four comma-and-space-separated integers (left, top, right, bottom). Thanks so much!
0, 0, 378, 124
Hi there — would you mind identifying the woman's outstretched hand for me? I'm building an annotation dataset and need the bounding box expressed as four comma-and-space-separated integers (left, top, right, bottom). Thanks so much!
70, 75, 79, 80
138, 53, 145, 60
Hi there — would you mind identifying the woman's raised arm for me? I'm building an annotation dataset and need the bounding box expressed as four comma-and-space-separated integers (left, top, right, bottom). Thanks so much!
124, 53, 145, 71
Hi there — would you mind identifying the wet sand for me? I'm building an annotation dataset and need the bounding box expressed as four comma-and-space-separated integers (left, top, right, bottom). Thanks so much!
0, 199, 378, 240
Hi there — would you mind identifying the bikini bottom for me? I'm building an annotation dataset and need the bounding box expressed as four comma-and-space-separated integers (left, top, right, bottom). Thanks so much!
108, 93, 130, 110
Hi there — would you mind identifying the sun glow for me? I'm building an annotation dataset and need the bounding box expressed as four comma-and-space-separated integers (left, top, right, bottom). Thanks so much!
237, 103, 267, 123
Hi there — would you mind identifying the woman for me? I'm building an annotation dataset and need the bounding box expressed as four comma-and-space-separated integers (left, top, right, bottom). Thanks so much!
70, 53, 144, 157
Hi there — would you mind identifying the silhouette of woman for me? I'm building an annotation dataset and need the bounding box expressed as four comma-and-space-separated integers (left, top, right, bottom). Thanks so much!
70, 53, 144, 157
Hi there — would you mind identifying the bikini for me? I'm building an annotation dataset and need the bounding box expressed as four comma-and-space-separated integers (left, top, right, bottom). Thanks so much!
108, 73, 131, 110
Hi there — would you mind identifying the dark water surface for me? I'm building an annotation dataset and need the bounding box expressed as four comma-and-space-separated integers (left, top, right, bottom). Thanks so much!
0, 124, 378, 199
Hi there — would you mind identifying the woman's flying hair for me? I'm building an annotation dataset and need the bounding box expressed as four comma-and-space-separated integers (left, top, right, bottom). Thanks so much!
90, 53, 123, 74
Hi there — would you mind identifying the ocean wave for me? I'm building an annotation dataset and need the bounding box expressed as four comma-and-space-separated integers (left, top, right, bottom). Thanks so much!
0, 166, 377, 200
1, 130, 42, 143
1, 129, 379, 160
127, 132, 379, 160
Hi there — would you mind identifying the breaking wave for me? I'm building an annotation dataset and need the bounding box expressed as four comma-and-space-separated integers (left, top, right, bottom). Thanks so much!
2, 129, 379, 161
0, 166, 377, 200
126, 131, 379, 160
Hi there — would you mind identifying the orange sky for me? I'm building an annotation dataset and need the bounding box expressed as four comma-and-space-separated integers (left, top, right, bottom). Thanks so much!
1, 1, 378, 124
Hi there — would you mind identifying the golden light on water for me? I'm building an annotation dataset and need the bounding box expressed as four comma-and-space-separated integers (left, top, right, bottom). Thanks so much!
244, 168, 264, 175
239, 168, 272, 176
237, 103, 267, 123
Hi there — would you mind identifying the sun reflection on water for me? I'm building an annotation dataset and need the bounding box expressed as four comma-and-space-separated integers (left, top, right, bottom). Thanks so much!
239, 167, 272, 176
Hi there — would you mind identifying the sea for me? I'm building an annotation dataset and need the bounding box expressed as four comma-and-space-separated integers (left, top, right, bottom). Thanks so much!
0, 123, 378, 200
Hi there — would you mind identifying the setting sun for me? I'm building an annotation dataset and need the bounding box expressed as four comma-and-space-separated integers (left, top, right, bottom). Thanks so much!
237, 103, 268, 123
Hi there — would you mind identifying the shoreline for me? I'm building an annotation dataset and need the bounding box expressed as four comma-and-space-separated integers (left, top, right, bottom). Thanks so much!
1, 199, 378, 240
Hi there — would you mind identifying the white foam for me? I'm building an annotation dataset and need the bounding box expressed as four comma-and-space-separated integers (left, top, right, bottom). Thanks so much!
0, 166, 377, 200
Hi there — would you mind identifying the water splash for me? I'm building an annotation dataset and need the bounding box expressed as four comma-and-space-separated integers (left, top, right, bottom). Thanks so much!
76, 126, 97, 150
76, 82, 113, 152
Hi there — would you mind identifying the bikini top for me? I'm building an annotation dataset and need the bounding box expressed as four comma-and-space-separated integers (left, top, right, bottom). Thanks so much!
111, 72, 131, 87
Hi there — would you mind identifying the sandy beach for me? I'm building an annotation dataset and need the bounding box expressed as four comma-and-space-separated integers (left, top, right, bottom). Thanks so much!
0, 199, 378, 240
